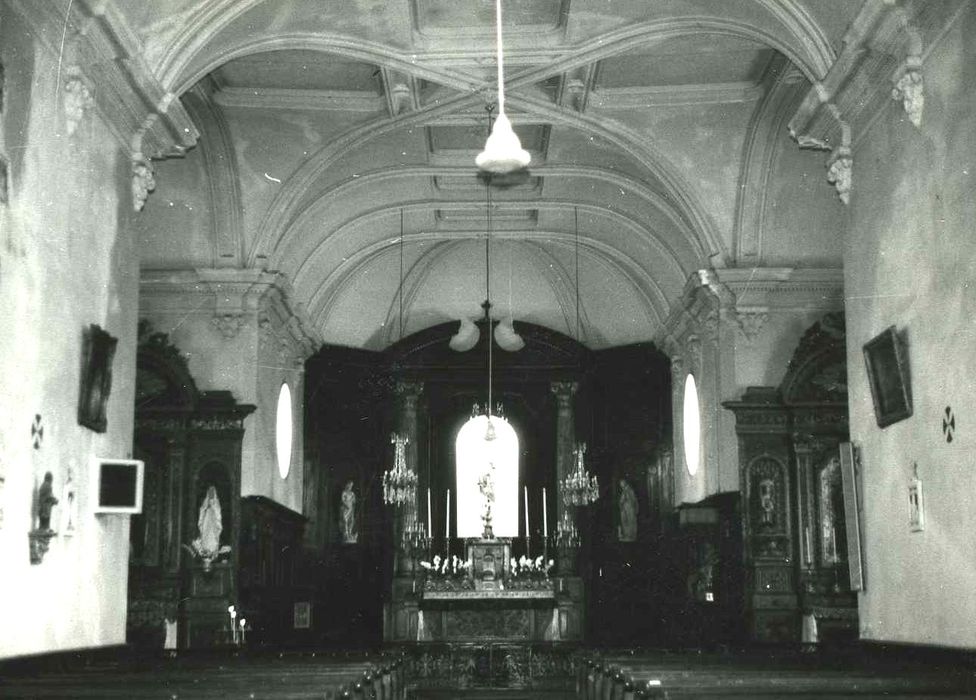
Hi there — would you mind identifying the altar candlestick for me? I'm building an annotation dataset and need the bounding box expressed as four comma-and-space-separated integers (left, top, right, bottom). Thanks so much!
427, 488, 432, 536
542, 488, 548, 539
446, 489, 451, 558
524, 486, 530, 537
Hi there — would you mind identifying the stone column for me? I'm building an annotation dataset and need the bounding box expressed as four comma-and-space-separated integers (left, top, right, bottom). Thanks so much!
550, 381, 579, 577
393, 380, 424, 575
550, 381, 578, 523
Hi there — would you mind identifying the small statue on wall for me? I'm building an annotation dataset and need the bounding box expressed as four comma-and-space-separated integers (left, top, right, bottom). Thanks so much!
340, 480, 358, 544
37, 471, 58, 531
617, 479, 638, 542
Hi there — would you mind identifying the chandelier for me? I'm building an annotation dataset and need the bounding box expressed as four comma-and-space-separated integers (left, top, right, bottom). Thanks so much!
383, 433, 417, 506
476, 0, 530, 173
561, 442, 599, 506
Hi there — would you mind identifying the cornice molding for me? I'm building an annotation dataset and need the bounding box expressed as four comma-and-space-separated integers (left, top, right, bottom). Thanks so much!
9, 0, 198, 161
787, 0, 967, 204
658, 267, 844, 349
140, 269, 321, 356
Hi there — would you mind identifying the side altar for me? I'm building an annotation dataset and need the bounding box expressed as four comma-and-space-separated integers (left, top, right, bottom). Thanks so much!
384, 538, 584, 643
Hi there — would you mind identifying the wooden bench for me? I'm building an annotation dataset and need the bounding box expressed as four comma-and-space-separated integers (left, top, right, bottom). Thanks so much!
577, 651, 975, 699
0, 653, 407, 700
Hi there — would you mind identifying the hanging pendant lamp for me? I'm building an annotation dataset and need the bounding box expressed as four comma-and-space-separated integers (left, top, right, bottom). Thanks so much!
476, 0, 530, 174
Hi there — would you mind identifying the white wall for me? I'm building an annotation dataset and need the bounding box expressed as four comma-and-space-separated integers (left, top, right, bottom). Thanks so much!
0, 11, 136, 658
846, 8, 976, 649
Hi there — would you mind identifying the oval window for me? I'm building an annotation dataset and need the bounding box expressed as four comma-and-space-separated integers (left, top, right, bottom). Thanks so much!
275, 383, 293, 479
682, 373, 701, 476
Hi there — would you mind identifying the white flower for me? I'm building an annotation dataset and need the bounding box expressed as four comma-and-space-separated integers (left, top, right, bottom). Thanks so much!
535, 556, 543, 569
433, 555, 441, 567
547, 559, 555, 571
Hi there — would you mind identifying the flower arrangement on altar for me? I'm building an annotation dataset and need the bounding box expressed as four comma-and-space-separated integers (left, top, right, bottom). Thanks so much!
419, 554, 475, 591
506, 555, 555, 590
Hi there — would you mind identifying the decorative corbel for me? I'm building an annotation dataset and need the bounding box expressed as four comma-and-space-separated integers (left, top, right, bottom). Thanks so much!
826, 144, 853, 205
211, 313, 245, 339
891, 55, 924, 128
131, 157, 156, 212
63, 67, 94, 137
736, 309, 769, 342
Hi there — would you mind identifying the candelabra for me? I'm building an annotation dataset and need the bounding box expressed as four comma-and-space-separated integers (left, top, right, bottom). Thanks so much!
401, 515, 430, 551
553, 510, 580, 548
383, 433, 417, 506
560, 442, 599, 507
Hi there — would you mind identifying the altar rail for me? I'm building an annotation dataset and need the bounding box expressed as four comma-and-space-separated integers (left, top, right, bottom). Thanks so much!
577, 650, 976, 699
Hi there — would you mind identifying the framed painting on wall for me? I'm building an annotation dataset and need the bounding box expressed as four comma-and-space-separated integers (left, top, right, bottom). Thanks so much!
862, 326, 912, 428
839, 442, 864, 591
77, 324, 118, 433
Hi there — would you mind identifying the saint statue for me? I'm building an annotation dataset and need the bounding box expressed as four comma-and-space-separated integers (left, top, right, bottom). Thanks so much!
617, 479, 637, 542
340, 481, 358, 544
193, 485, 222, 557
37, 471, 58, 531
759, 478, 776, 527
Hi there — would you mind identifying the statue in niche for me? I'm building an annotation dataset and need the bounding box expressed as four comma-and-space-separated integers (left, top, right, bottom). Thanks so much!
340, 481, 358, 544
759, 478, 776, 527
617, 479, 638, 542
37, 471, 58, 531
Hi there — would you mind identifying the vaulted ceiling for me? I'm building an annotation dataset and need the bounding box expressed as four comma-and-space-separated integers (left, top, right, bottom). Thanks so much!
128, 0, 855, 349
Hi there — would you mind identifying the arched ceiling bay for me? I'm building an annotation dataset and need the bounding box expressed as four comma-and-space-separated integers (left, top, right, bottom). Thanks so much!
126, 0, 858, 349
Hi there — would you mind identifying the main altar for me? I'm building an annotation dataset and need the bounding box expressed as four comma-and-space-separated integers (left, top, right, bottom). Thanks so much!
385, 537, 584, 643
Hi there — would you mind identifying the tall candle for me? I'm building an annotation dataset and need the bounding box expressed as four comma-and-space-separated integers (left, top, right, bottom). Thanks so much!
427, 488, 432, 535
524, 486, 530, 537
542, 488, 548, 538
446, 489, 451, 539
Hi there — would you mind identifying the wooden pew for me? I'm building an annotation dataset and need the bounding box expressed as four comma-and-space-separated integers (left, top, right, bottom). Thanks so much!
0, 652, 407, 700
577, 651, 975, 700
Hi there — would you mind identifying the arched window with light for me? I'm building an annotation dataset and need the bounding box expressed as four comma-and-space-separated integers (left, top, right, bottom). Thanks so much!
455, 414, 519, 538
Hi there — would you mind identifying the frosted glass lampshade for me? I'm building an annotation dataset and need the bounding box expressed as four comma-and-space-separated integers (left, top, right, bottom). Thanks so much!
449, 317, 480, 352
494, 318, 525, 351
476, 112, 530, 173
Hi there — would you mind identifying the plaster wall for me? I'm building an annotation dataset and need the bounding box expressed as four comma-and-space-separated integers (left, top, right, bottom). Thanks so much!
762, 130, 846, 267
138, 290, 304, 514
136, 148, 213, 268
845, 9, 976, 649
0, 13, 136, 658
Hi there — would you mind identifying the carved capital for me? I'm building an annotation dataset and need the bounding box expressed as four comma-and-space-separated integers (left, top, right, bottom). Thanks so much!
891, 59, 924, 128
550, 381, 578, 408
131, 157, 156, 212
395, 380, 424, 402
211, 313, 245, 339
736, 310, 769, 342
63, 69, 94, 137
686, 335, 702, 363
670, 355, 684, 380
826, 146, 852, 205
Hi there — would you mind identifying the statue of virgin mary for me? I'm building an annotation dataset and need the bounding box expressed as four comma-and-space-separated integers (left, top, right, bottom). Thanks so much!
194, 485, 222, 557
